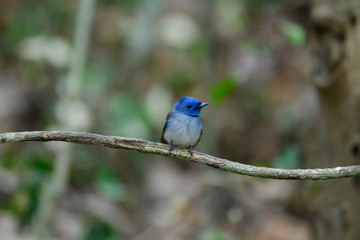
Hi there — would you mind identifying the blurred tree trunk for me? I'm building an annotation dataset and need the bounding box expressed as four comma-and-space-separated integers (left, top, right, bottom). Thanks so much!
308, 0, 360, 239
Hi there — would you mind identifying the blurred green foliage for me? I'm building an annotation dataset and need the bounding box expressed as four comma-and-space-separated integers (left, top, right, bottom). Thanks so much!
95, 167, 127, 202
2, 152, 53, 228
244, 0, 281, 13
83, 61, 120, 103
167, 70, 194, 95
0, 0, 315, 238
2, 0, 72, 58
105, 93, 151, 139
243, 88, 268, 114
204, 229, 227, 240
210, 76, 238, 103
272, 146, 300, 169
85, 219, 118, 240
281, 22, 305, 47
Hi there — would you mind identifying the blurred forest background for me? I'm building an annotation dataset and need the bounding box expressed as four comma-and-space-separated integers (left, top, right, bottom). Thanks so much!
1, 0, 360, 239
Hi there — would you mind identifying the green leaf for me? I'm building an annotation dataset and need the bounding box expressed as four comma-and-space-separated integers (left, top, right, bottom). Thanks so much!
272, 146, 300, 169
210, 76, 238, 103
281, 22, 305, 47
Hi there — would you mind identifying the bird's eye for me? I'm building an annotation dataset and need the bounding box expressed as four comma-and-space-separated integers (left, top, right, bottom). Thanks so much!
186, 105, 192, 109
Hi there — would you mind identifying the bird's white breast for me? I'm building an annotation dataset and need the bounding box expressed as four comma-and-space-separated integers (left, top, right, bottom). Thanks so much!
163, 113, 202, 147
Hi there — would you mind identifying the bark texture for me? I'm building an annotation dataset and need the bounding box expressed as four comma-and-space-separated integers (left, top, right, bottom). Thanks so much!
309, 0, 360, 239
0, 131, 360, 180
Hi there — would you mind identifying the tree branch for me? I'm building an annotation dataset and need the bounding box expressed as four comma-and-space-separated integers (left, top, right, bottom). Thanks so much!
0, 131, 359, 180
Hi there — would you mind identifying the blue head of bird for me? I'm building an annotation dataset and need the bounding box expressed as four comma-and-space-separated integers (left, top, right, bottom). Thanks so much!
173, 96, 209, 117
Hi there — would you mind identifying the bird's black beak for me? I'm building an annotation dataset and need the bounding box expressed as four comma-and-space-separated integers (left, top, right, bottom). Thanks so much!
199, 102, 209, 108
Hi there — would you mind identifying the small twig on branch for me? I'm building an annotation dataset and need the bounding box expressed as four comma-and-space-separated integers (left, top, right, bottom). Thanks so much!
0, 131, 359, 180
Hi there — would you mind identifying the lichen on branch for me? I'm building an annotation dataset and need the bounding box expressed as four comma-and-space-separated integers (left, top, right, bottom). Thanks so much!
1, 131, 360, 180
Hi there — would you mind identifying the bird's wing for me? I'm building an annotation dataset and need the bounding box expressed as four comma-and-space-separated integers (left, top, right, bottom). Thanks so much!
161, 111, 173, 143
193, 128, 202, 148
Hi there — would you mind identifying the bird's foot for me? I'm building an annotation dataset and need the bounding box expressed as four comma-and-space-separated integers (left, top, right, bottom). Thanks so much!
188, 146, 193, 157
168, 141, 173, 154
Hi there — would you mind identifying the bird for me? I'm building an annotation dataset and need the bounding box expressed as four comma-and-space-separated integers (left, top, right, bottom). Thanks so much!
161, 96, 208, 156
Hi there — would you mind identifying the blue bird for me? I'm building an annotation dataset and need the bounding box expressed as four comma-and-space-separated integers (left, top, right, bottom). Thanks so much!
161, 96, 208, 156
